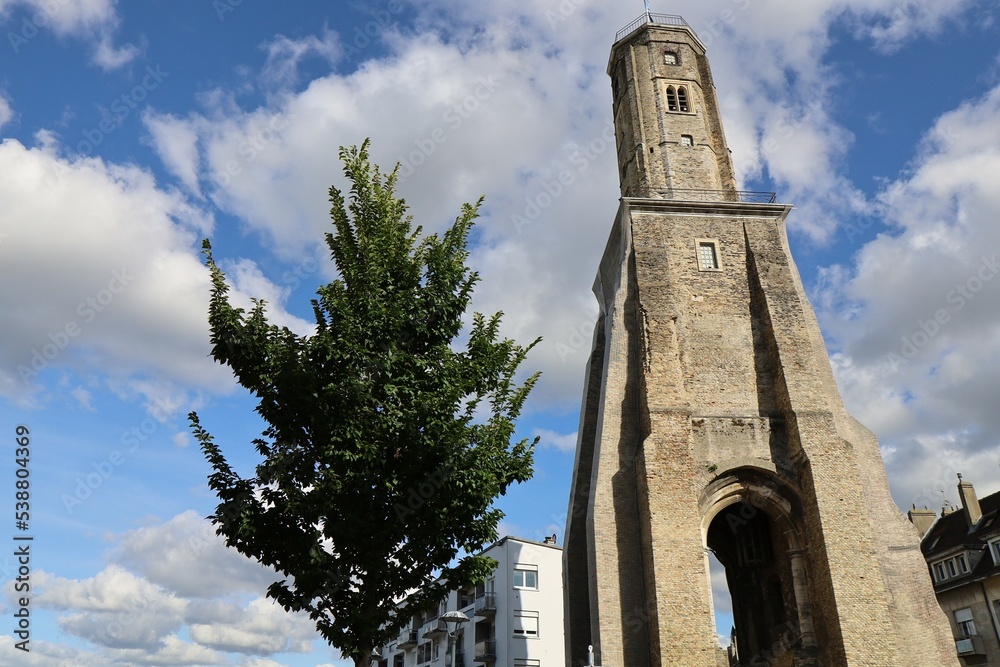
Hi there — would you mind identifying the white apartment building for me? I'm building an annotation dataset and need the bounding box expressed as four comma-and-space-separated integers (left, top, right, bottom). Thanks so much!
377, 535, 564, 667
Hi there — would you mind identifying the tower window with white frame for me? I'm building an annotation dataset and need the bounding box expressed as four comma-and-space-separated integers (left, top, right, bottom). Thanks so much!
696, 240, 720, 271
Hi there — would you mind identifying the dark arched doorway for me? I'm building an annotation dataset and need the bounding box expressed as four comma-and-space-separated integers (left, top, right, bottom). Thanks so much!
703, 471, 817, 666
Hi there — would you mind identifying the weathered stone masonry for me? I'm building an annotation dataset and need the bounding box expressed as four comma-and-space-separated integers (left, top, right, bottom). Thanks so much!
564, 15, 957, 667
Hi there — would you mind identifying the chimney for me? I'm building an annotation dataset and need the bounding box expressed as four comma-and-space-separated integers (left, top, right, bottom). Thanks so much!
958, 473, 982, 528
908, 505, 937, 537
543, 534, 557, 545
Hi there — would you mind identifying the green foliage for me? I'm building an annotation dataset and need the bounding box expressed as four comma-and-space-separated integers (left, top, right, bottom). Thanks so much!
189, 140, 539, 666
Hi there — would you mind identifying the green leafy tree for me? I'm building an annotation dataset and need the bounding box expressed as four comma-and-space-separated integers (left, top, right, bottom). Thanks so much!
189, 140, 539, 667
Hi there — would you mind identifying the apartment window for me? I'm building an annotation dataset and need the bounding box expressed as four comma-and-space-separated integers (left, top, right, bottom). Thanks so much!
955, 608, 976, 637
933, 553, 970, 581
664, 51, 678, 65
394, 654, 404, 667
696, 240, 720, 271
513, 566, 538, 589
680, 134, 694, 147
513, 611, 539, 637
991, 539, 1000, 564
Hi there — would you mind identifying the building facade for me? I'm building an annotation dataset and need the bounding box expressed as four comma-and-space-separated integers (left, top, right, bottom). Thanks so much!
562, 13, 957, 667
913, 476, 1000, 665
378, 536, 564, 667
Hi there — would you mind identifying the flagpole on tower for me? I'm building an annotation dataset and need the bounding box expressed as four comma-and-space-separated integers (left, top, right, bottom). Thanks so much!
643, 0, 652, 20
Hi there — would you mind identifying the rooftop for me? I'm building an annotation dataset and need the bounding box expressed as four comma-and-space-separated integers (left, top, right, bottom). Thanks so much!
615, 13, 690, 43
921, 485, 1000, 591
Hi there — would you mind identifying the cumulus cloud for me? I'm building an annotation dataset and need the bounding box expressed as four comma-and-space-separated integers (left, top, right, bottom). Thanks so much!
815, 83, 1000, 506
189, 597, 317, 654
139, 0, 986, 413
110, 510, 277, 599
0, 139, 310, 416
31, 565, 186, 649
1, 510, 329, 665
0, 0, 138, 69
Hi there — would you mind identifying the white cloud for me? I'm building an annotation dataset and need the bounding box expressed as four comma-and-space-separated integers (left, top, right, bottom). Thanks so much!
143, 112, 202, 194
0, 139, 312, 416
1, 509, 331, 664
189, 597, 317, 654
261, 28, 342, 86
0, 92, 12, 129
139, 0, 986, 413
29, 565, 186, 649
110, 510, 277, 599
70, 386, 95, 410
108, 634, 226, 665
534, 428, 577, 453
0, 638, 108, 666
0, 0, 137, 69
815, 83, 1000, 506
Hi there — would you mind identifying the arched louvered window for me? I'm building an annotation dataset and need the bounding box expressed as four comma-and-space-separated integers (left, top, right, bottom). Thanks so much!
666, 86, 678, 112
677, 86, 689, 112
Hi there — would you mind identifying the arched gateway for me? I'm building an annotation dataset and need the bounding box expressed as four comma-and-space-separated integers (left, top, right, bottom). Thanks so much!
562, 13, 958, 667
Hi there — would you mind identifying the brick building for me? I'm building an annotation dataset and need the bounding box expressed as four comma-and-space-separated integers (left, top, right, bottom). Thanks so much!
562, 12, 957, 667
912, 475, 1000, 665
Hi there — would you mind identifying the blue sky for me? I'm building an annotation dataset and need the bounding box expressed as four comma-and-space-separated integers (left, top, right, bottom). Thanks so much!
1, 0, 1000, 663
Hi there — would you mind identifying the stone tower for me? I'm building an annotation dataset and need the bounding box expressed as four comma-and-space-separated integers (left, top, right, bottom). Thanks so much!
563, 14, 958, 667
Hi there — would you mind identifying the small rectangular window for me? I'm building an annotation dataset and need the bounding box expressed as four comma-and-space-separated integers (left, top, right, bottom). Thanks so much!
947, 559, 958, 577
956, 608, 976, 637
664, 51, 678, 65
513, 567, 537, 589
697, 241, 719, 271
958, 554, 969, 573
933, 562, 946, 581
513, 611, 539, 637
680, 134, 693, 146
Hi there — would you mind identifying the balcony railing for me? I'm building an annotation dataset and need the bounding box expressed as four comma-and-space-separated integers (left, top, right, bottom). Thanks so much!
651, 188, 778, 204
473, 593, 496, 616
423, 618, 448, 638
616, 13, 689, 42
397, 629, 418, 648
956, 635, 984, 655
474, 639, 497, 663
